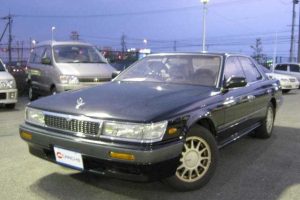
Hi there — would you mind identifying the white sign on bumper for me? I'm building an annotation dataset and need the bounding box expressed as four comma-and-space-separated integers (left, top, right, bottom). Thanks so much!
54, 146, 84, 170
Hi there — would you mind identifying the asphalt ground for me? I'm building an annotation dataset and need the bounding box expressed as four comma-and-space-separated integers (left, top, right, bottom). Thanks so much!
0, 91, 299, 200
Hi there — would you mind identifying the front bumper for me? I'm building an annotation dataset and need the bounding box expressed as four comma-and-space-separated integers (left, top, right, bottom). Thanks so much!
0, 89, 18, 104
19, 123, 183, 181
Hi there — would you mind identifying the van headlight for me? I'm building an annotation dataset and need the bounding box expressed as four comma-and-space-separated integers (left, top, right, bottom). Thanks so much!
60, 75, 79, 84
25, 107, 45, 126
102, 121, 168, 143
0, 79, 16, 89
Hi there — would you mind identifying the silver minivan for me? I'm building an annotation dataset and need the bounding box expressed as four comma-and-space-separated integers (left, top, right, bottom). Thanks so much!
27, 41, 115, 100
274, 63, 300, 87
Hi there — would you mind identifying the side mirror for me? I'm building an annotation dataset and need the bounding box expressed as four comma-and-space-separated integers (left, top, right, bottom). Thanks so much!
224, 76, 247, 89
41, 57, 51, 65
112, 71, 121, 79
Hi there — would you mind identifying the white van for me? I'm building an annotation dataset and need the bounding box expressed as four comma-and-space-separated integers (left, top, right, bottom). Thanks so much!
0, 59, 17, 109
27, 41, 115, 100
274, 63, 300, 87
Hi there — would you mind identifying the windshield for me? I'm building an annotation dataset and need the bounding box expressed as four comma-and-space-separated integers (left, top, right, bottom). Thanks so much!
53, 45, 107, 63
116, 55, 221, 86
0, 61, 5, 71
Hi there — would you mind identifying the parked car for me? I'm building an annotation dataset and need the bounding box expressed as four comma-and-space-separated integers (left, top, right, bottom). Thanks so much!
20, 53, 282, 191
261, 66, 299, 93
27, 41, 115, 101
0, 59, 18, 109
5, 61, 28, 95
274, 63, 300, 87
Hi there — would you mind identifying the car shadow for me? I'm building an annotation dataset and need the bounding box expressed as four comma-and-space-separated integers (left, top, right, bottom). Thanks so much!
30, 126, 300, 200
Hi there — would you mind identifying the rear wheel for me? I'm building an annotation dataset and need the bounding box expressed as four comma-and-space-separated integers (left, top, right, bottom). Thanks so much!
282, 89, 290, 93
254, 102, 275, 138
28, 84, 38, 101
163, 126, 218, 191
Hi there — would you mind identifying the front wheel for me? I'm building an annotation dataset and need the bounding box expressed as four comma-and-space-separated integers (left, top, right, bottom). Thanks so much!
163, 126, 218, 191
28, 84, 38, 101
254, 102, 275, 138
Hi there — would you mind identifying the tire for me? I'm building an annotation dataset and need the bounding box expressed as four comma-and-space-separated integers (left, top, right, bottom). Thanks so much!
253, 102, 275, 138
51, 86, 57, 95
28, 84, 38, 101
163, 125, 219, 191
282, 89, 290, 94
5, 103, 15, 109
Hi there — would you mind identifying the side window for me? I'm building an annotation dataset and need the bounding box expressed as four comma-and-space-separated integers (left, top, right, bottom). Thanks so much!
289, 64, 300, 73
239, 57, 262, 82
224, 57, 246, 80
275, 64, 288, 71
33, 47, 46, 64
43, 46, 52, 60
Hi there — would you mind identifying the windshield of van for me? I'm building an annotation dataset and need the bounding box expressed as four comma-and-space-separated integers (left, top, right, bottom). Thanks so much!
0, 61, 5, 71
115, 55, 222, 86
53, 45, 107, 63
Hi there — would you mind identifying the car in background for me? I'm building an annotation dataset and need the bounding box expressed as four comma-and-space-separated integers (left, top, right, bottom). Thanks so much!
5, 61, 28, 95
27, 41, 115, 101
274, 63, 300, 87
20, 53, 282, 191
0, 59, 18, 109
261, 66, 299, 93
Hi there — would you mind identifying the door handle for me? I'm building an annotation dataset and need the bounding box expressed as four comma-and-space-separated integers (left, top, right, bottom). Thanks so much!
223, 97, 237, 107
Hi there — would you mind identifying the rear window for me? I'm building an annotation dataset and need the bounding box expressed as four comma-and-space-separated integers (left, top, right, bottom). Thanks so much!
290, 64, 300, 73
275, 64, 288, 71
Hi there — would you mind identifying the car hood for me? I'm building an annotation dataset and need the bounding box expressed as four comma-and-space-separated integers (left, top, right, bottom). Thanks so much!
29, 81, 214, 122
0, 71, 14, 80
56, 63, 115, 78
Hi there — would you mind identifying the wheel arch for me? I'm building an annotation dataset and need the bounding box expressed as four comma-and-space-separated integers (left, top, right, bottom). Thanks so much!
189, 117, 217, 138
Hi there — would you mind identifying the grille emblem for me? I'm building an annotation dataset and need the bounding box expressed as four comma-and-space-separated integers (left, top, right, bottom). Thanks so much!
76, 97, 85, 109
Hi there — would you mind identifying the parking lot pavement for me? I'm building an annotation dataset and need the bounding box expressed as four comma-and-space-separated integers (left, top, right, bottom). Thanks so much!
0, 91, 299, 200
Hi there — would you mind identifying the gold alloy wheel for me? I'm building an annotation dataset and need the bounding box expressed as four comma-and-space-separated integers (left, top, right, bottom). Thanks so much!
176, 136, 212, 183
266, 106, 274, 134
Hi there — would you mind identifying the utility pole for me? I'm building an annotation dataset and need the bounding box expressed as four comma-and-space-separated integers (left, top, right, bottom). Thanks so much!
297, 0, 300, 62
121, 33, 127, 55
173, 40, 177, 52
290, 0, 298, 62
1, 14, 13, 63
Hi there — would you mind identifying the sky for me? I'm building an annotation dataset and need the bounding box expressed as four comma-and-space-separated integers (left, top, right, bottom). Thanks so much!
0, 0, 296, 59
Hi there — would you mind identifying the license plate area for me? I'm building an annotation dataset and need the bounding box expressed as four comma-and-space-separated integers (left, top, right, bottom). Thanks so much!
54, 146, 84, 170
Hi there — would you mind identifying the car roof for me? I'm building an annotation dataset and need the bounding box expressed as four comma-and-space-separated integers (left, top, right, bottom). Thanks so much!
148, 52, 250, 58
35, 40, 93, 47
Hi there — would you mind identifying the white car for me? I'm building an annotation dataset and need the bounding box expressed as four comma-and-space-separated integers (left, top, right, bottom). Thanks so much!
261, 66, 299, 93
0, 59, 17, 108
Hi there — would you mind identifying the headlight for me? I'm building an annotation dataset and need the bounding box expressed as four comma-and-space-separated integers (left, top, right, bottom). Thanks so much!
102, 121, 168, 143
60, 75, 79, 84
25, 107, 45, 126
0, 79, 16, 89
280, 78, 288, 82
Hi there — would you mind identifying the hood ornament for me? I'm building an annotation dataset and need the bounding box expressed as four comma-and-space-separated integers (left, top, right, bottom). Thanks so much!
76, 97, 85, 109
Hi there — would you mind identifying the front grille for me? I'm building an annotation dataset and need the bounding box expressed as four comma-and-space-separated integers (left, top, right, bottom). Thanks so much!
0, 93, 6, 100
78, 77, 111, 83
44, 114, 100, 136
289, 78, 296, 82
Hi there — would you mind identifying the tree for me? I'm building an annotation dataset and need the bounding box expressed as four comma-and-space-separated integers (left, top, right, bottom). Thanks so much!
70, 31, 80, 40
250, 38, 267, 64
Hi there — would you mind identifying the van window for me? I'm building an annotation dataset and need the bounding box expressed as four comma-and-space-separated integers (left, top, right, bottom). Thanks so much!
53, 45, 106, 64
31, 47, 46, 64
43, 46, 52, 60
239, 57, 262, 82
290, 64, 300, 73
275, 64, 288, 71
0, 61, 5, 71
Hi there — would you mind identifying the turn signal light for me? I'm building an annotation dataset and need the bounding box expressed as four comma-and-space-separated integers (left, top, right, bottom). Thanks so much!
20, 131, 32, 140
168, 127, 177, 135
109, 152, 135, 161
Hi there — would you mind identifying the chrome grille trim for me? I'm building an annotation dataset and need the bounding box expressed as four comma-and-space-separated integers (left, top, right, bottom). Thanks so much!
43, 111, 103, 137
